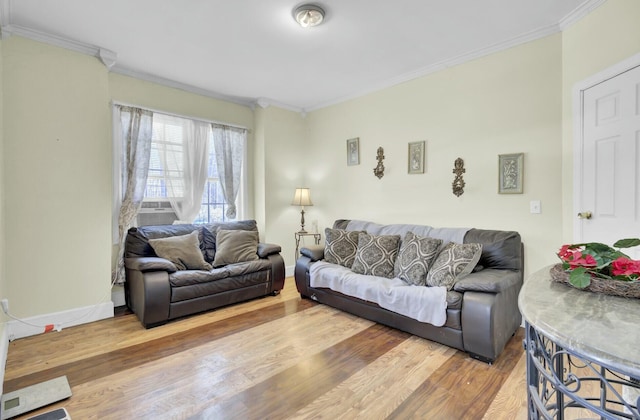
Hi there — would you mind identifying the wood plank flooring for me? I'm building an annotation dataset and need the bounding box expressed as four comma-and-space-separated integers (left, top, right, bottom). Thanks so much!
4, 279, 529, 419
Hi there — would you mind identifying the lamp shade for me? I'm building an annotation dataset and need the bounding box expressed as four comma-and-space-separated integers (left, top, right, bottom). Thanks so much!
291, 188, 313, 207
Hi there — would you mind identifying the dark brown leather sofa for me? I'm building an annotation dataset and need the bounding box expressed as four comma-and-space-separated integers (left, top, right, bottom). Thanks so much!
124, 220, 285, 328
295, 219, 523, 363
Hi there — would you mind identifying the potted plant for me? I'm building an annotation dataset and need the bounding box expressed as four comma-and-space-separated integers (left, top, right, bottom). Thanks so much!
552, 238, 640, 298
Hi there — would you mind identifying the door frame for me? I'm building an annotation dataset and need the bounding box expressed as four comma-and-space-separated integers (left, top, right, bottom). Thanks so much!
572, 52, 640, 242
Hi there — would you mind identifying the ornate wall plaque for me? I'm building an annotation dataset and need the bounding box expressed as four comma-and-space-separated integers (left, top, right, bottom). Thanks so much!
373, 147, 385, 179
452, 158, 465, 197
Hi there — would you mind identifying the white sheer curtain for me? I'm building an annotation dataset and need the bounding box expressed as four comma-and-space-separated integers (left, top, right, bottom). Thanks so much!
155, 114, 210, 222
113, 106, 153, 285
212, 123, 247, 219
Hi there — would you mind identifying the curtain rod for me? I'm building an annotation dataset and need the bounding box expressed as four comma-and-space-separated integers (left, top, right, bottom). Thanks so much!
111, 100, 250, 132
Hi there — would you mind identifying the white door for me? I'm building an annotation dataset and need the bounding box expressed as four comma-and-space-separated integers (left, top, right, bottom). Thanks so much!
578, 64, 640, 259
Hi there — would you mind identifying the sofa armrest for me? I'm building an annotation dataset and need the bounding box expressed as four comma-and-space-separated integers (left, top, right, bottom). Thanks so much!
125, 257, 177, 273
460, 272, 522, 362
453, 269, 520, 293
267, 253, 286, 291
294, 255, 313, 297
125, 269, 171, 328
258, 243, 282, 258
300, 245, 324, 261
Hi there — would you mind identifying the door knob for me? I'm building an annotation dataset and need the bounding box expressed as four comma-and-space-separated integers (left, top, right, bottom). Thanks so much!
577, 211, 592, 220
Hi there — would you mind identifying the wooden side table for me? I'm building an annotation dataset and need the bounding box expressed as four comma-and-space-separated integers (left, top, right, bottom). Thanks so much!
294, 232, 321, 262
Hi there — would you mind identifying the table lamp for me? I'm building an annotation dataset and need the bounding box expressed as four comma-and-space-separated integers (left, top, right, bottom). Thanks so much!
291, 188, 313, 233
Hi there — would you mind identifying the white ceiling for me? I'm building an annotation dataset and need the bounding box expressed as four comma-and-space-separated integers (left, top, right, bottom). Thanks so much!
1, 0, 601, 112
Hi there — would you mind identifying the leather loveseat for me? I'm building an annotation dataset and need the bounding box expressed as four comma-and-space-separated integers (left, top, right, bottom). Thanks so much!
125, 220, 285, 328
295, 219, 523, 362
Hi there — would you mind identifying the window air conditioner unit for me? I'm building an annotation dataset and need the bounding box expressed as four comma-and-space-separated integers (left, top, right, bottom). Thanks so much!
137, 201, 177, 226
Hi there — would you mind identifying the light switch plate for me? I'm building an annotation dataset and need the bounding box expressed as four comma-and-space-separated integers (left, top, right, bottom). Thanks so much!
530, 200, 541, 214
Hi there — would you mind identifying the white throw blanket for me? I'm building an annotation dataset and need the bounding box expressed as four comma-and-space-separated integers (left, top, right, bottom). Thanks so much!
309, 261, 448, 327
346, 220, 469, 245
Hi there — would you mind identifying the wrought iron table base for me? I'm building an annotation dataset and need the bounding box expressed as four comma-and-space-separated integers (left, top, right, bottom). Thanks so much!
525, 322, 640, 419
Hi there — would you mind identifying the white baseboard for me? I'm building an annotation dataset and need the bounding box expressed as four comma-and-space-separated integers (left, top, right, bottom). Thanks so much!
0, 323, 8, 397
285, 265, 295, 278
6, 302, 114, 341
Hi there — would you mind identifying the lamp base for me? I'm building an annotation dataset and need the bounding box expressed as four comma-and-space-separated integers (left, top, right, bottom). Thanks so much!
299, 208, 307, 234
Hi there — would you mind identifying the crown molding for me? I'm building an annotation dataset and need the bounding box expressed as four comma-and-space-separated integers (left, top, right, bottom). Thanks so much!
110, 66, 256, 108
0, 22, 118, 69
559, 0, 607, 30
253, 97, 304, 113
0, 0, 10, 29
305, 22, 562, 111
0, 20, 257, 109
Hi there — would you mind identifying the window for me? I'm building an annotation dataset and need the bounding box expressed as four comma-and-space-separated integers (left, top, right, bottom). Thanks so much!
142, 112, 245, 224
193, 152, 229, 224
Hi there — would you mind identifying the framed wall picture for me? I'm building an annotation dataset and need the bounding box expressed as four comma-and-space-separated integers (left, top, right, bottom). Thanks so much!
498, 153, 524, 194
408, 141, 425, 174
346, 137, 360, 166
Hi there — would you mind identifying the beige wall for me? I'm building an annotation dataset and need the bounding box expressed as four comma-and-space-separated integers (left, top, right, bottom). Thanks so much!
253, 106, 307, 265
305, 35, 564, 276
3, 37, 112, 316
561, 0, 640, 242
109, 73, 254, 135
0, 38, 6, 322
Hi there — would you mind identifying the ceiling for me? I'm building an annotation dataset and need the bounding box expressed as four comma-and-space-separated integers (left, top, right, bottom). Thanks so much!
1, 0, 601, 112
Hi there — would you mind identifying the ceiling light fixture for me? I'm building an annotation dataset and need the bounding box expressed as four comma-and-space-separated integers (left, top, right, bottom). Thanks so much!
293, 4, 325, 28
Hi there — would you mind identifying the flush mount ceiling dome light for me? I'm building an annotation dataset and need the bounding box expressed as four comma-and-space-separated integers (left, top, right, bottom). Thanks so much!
293, 4, 325, 28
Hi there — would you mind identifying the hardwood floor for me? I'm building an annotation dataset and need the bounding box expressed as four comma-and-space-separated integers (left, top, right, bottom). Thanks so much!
4, 279, 528, 419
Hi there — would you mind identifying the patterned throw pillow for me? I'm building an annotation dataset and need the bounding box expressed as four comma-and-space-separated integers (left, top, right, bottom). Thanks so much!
426, 242, 482, 290
351, 233, 401, 278
394, 231, 443, 286
324, 228, 362, 268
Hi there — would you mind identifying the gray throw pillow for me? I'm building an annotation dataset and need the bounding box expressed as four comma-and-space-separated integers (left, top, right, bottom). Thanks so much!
324, 228, 362, 268
351, 233, 401, 278
212, 229, 259, 267
149, 230, 213, 271
426, 242, 482, 290
394, 231, 443, 286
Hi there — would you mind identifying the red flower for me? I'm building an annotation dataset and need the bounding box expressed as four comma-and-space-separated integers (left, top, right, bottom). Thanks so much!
567, 252, 597, 269
557, 246, 597, 269
611, 257, 640, 277
558, 245, 574, 260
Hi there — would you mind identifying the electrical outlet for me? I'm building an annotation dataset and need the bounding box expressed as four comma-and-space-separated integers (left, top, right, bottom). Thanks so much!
1, 298, 9, 314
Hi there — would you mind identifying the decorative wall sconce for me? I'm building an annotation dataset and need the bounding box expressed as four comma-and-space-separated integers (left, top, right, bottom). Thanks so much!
452, 158, 465, 197
373, 147, 385, 179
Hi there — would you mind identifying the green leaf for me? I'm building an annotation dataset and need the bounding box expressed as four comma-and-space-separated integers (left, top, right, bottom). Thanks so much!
569, 267, 591, 289
583, 242, 614, 254
613, 238, 640, 249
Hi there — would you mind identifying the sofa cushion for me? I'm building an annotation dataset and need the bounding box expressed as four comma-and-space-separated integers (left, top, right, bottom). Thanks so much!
148, 230, 213, 271
324, 228, 361, 268
201, 220, 259, 262
351, 233, 401, 278
394, 232, 442, 286
213, 229, 259, 267
426, 242, 482, 290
